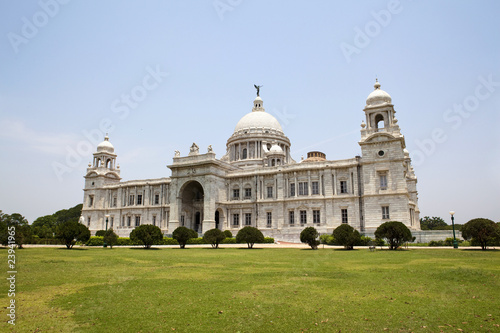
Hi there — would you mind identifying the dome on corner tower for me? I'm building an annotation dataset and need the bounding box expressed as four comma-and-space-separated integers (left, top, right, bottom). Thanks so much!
233, 96, 284, 134
366, 79, 392, 107
97, 135, 115, 153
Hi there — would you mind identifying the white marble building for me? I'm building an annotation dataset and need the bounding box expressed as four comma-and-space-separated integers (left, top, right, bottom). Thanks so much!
81, 81, 420, 240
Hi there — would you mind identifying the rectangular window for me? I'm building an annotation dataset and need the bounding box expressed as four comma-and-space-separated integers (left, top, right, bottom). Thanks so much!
380, 174, 388, 190
233, 189, 240, 200
129, 195, 135, 206
267, 212, 272, 228
300, 210, 307, 225
154, 194, 159, 205
382, 206, 390, 219
290, 183, 295, 196
122, 216, 125, 226
181, 215, 185, 226
298, 182, 308, 196
152, 215, 156, 226
87, 217, 91, 227
289, 211, 295, 225
88, 195, 94, 207
113, 197, 117, 207
244, 188, 252, 198
341, 209, 348, 224
233, 214, 240, 226
245, 213, 252, 226
267, 186, 273, 198
127, 216, 131, 227
110, 217, 114, 228
137, 194, 142, 205
135, 216, 140, 227
340, 181, 348, 194
313, 210, 320, 224
312, 181, 319, 195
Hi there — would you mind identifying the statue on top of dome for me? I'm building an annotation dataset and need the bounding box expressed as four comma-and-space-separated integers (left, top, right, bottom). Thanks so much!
254, 84, 262, 96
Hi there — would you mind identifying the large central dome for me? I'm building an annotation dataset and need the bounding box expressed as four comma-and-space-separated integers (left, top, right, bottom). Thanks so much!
224, 94, 291, 168
233, 96, 283, 134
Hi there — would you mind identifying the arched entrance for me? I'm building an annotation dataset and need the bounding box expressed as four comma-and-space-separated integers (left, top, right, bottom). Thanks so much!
215, 211, 219, 230
180, 181, 204, 233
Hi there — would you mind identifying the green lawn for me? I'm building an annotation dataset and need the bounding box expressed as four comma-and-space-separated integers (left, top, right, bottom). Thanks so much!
1, 247, 499, 332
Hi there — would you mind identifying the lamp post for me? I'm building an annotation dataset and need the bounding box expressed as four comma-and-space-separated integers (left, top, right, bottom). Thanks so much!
449, 211, 458, 249
103, 215, 110, 248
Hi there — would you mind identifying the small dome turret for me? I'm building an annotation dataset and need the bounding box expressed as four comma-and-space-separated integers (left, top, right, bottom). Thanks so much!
97, 135, 115, 153
366, 79, 392, 107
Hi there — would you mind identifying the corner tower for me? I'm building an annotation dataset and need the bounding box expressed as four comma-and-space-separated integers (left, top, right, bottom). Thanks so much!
359, 80, 420, 231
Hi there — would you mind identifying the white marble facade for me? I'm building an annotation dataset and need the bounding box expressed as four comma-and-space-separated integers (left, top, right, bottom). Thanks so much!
81, 81, 420, 241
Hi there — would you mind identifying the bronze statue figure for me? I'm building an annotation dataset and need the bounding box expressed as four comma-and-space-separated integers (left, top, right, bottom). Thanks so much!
254, 84, 263, 96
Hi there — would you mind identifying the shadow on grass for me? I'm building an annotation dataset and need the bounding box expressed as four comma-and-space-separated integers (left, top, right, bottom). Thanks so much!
129, 247, 161, 250
237, 247, 263, 250
461, 248, 499, 252
56, 247, 88, 251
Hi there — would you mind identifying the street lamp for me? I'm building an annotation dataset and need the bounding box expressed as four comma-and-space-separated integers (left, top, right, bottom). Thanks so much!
103, 215, 110, 248
449, 211, 458, 249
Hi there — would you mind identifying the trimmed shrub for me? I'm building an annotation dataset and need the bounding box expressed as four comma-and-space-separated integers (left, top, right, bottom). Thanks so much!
95, 230, 106, 237
130, 225, 163, 249
56, 220, 91, 249
332, 224, 361, 250
462, 218, 499, 250
172, 227, 198, 249
375, 221, 412, 250
103, 228, 119, 248
300, 227, 320, 250
236, 226, 264, 249
223, 230, 233, 238
203, 228, 226, 249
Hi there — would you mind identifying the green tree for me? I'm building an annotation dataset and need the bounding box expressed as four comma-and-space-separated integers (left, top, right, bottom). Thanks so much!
130, 225, 163, 249
375, 221, 413, 250
56, 220, 90, 249
32, 215, 57, 238
203, 228, 226, 249
300, 227, 320, 250
332, 224, 361, 250
0, 213, 31, 249
236, 226, 264, 249
103, 228, 119, 248
223, 230, 233, 238
172, 226, 198, 249
419, 216, 447, 230
461, 218, 499, 250
53, 204, 83, 225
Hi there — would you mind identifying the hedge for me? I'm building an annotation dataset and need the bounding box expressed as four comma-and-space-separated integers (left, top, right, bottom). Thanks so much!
85, 235, 274, 246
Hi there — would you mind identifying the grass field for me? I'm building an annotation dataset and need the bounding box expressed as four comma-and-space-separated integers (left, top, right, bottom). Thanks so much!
1, 247, 499, 332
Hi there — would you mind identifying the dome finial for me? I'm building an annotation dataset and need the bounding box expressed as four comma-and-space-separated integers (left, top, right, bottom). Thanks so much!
374, 78, 381, 90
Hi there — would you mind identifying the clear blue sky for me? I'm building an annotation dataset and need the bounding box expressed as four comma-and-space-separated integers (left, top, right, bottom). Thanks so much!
1, 0, 499, 224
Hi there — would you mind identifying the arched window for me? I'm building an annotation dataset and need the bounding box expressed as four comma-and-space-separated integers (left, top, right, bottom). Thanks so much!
106, 159, 111, 168
375, 114, 385, 130
242, 148, 247, 160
